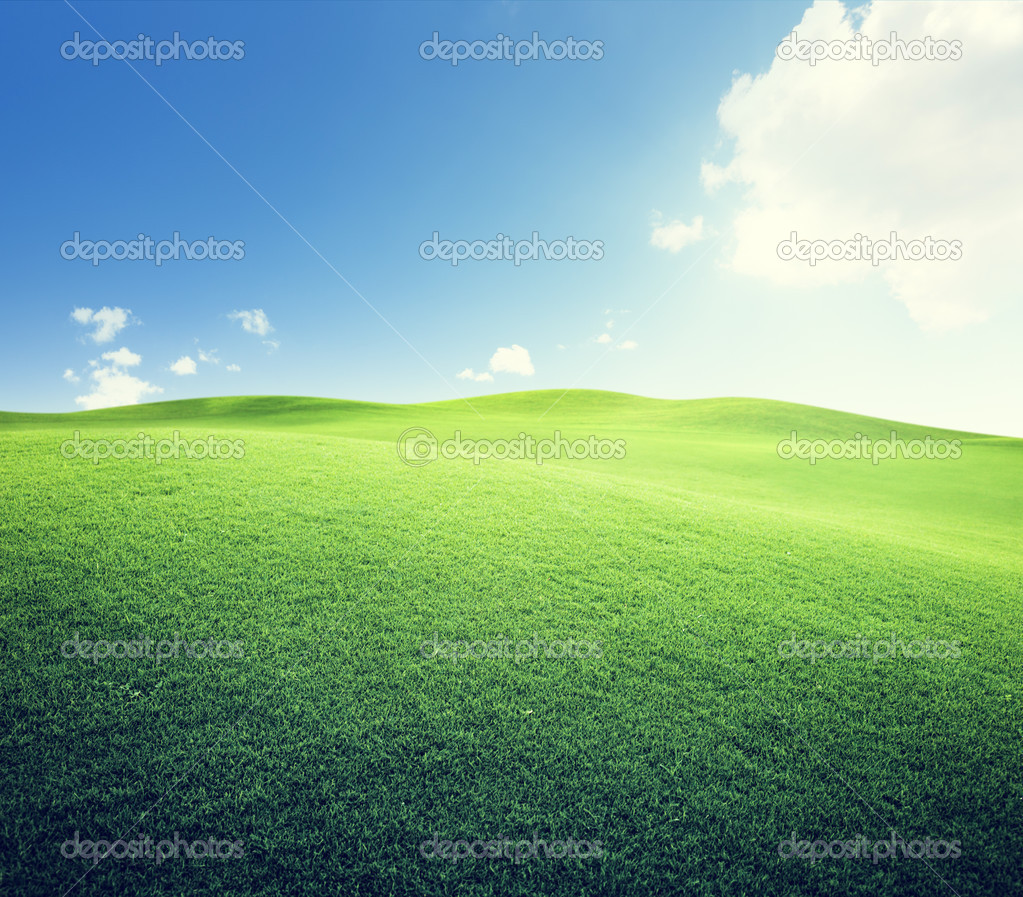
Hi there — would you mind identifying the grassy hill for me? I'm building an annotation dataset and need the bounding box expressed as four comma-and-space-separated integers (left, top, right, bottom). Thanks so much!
1, 391, 1019, 896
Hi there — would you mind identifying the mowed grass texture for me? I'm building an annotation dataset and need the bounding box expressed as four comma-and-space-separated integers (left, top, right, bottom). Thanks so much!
1, 391, 1020, 897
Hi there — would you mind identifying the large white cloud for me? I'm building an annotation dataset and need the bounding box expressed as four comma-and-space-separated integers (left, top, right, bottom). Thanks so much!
699, 0, 1023, 330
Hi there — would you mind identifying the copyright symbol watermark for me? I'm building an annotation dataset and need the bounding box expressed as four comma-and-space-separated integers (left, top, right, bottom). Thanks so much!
397, 427, 438, 467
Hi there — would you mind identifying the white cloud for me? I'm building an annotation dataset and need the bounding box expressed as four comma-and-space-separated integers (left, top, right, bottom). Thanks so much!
596, 333, 612, 344
489, 344, 534, 376
226, 363, 241, 372
456, 367, 494, 382
62, 368, 79, 383
101, 347, 141, 367
606, 319, 614, 329
197, 347, 219, 364
650, 212, 706, 252
229, 309, 274, 336
262, 339, 280, 354
700, 0, 1023, 329
71, 306, 132, 343
75, 347, 161, 410
170, 355, 198, 376
76, 371, 162, 410
618, 340, 638, 351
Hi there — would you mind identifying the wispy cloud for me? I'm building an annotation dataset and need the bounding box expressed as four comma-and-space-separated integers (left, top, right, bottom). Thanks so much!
649, 212, 706, 253
229, 309, 274, 336
456, 368, 494, 383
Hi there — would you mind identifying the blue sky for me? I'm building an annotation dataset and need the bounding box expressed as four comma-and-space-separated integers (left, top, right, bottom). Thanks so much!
3, 0, 1020, 436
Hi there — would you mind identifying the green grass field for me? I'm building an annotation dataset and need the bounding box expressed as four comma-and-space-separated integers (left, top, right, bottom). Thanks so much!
2, 390, 1020, 896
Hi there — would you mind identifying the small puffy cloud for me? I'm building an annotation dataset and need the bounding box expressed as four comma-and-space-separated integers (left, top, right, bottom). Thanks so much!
262, 339, 280, 354
226, 363, 241, 372
596, 333, 612, 344
650, 212, 706, 253
456, 368, 494, 382
229, 309, 273, 336
62, 368, 79, 383
75, 347, 161, 410
606, 320, 614, 329
71, 306, 132, 343
197, 347, 219, 364
170, 355, 198, 376
101, 347, 141, 367
618, 340, 638, 351
489, 344, 534, 376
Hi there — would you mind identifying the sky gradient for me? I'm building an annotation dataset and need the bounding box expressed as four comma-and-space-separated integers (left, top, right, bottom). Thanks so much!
3, 0, 1020, 436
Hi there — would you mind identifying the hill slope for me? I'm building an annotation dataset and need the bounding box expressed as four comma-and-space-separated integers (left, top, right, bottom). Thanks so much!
1, 391, 1020, 896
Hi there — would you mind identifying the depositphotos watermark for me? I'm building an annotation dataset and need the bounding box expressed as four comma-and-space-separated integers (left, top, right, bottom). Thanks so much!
419, 832, 604, 864
60, 432, 245, 464
776, 432, 962, 465
420, 633, 604, 665
60, 633, 245, 665
62, 831, 244, 864
778, 634, 961, 664
397, 429, 626, 467
419, 232, 604, 266
777, 232, 961, 266
419, 32, 603, 66
779, 832, 960, 864
776, 32, 962, 66
61, 32, 245, 65
60, 232, 245, 266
